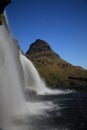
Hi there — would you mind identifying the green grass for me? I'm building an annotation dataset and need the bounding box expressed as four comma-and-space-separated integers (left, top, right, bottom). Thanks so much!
33, 60, 87, 88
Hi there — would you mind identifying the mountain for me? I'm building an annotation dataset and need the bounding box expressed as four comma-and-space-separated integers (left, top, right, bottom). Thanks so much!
25, 39, 87, 90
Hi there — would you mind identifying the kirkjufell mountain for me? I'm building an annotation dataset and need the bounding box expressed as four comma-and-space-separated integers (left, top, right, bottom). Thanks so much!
26, 39, 87, 90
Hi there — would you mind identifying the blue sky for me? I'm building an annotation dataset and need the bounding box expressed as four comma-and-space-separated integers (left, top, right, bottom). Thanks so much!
6, 0, 87, 69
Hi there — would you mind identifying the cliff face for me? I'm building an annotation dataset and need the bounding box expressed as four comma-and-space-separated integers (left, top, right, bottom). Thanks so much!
26, 39, 87, 90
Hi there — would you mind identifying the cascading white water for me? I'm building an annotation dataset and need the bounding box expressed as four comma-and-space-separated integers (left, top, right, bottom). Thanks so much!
20, 54, 72, 95
0, 14, 29, 130
20, 54, 53, 95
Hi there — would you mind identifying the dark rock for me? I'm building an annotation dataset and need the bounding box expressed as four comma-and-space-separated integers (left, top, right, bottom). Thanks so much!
0, 0, 11, 14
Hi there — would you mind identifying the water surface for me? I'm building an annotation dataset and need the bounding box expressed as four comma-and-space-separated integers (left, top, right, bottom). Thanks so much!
17, 91, 87, 130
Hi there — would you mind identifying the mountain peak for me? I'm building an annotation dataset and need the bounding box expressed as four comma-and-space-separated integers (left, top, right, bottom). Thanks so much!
26, 39, 52, 54
26, 39, 60, 61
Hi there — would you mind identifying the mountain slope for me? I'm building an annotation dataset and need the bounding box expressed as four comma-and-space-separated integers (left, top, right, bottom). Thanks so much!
25, 39, 87, 90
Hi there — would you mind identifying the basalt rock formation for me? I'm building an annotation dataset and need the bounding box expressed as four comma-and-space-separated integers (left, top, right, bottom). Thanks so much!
26, 39, 87, 90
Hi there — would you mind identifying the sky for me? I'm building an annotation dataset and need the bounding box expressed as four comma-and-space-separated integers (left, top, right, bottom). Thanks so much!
6, 0, 87, 69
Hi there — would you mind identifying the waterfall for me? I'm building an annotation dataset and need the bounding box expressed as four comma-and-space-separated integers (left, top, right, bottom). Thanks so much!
0, 12, 73, 130
0, 12, 57, 130
0, 13, 29, 130
20, 54, 70, 95
20, 54, 52, 95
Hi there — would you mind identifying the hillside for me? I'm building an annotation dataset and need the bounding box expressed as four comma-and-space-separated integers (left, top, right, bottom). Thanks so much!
25, 39, 87, 90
